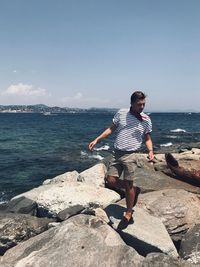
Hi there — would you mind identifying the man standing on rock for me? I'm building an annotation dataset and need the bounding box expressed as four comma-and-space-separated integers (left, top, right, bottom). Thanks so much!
88, 91, 154, 229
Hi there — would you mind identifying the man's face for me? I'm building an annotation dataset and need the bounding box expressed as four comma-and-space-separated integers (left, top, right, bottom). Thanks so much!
131, 99, 146, 113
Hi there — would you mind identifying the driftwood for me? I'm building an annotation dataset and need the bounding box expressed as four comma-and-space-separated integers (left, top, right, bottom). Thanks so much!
165, 153, 200, 184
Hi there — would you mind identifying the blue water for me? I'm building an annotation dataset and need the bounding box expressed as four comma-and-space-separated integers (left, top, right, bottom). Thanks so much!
0, 112, 200, 202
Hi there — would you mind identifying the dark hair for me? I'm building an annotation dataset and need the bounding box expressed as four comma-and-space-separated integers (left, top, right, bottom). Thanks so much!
130, 91, 146, 103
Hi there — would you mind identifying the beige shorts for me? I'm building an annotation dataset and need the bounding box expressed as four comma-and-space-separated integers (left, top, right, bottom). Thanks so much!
106, 150, 138, 181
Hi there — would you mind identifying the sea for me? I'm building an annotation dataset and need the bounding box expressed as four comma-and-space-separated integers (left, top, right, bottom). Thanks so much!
1, 111, 200, 203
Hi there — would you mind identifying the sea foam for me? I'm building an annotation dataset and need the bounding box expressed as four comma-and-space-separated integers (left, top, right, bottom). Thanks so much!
80, 151, 104, 161
170, 128, 186, 133
94, 145, 110, 151
160, 142, 173, 147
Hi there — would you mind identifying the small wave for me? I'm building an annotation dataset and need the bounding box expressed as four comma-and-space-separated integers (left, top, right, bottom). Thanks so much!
166, 135, 178, 139
90, 154, 104, 160
80, 151, 104, 161
0, 191, 8, 205
94, 145, 110, 151
80, 151, 88, 157
160, 142, 173, 147
170, 128, 186, 133
0, 200, 7, 205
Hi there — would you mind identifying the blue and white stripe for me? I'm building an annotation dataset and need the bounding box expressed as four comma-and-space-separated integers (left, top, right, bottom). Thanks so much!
113, 109, 152, 151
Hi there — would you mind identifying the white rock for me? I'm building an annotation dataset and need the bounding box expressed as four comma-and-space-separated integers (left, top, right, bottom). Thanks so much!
78, 163, 107, 187
43, 170, 79, 185
10, 182, 120, 219
191, 148, 200, 155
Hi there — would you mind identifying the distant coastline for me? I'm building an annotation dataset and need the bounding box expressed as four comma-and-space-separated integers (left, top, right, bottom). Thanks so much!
0, 104, 199, 113
0, 104, 117, 114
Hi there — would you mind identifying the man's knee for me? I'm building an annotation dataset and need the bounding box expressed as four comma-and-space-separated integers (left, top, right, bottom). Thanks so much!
106, 175, 118, 188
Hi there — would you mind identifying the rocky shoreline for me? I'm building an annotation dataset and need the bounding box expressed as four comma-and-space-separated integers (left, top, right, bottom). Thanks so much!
1, 148, 200, 266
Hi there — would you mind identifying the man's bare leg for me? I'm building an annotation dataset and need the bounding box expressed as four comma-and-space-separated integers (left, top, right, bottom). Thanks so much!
124, 180, 136, 220
106, 176, 136, 219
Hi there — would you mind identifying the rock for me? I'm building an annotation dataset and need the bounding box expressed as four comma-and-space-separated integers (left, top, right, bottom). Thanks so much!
176, 160, 200, 172
154, 162, 168, 172
105, 204, 178, 258
1, 214, 143, 267
179, 148, 190, 153
0, 212, 52, 255
133, 166, 200, 194
94, 208, 110, 223
57, 204, 85, 221
179, 224, 200, 265
8, 182, 120, 220
43, 170, 79, 185
180, 151, 194, 156
48, 222, 61, 229
78, 163, 107, 187
172, 153, 200, 161
107, 152, 200, 193
115, 152, 200, 194
137, 189, 200, 241
0, 203, 8, 212
165, 153, 200, 185
81, 207, 110, 223
142, 252, 195, 267
7, 196, 37, 215
134, 154, 155, 171
192, 148, 200, 155
154, 154, 166, 162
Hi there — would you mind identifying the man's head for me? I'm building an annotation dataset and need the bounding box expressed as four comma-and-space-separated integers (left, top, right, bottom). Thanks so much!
130, 91, 146, 114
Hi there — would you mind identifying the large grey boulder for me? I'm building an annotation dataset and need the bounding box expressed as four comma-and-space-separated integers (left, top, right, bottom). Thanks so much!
153, 151, 200, 173
1, 214, 144, 267
8, 181, 120, 220
137, 189, 200, 241
179, 224, 200, 265
134, 166, 200, 194
117, 154, 200, 194
0, 212, 52, 255
173, 153, 200, 161
105, 204, 178, 258
142, 252, 195, 267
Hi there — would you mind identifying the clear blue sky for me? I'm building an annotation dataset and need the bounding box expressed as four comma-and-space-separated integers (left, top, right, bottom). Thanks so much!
0, 0, 199, 111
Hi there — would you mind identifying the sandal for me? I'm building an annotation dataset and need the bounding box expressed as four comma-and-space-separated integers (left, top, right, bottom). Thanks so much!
117, 213, 134, 230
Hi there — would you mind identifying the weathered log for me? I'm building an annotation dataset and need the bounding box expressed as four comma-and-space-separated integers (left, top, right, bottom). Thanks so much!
165, 153, 200, 184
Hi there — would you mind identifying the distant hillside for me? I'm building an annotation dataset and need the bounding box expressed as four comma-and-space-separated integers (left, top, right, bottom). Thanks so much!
0, 105, 117, 114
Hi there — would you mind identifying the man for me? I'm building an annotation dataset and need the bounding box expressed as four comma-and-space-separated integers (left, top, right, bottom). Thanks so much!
88, 91, 154, 229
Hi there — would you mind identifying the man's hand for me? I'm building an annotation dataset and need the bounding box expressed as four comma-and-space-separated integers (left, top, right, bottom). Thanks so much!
148, 150, 154, 161
88, 140, 97, 151
88, 124, 115, 151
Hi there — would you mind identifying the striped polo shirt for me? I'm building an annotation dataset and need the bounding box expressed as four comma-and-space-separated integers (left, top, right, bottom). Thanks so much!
113, 108, 152, 152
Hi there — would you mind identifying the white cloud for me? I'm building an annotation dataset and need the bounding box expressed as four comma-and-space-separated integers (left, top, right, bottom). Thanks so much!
61, 92, 110, 108
62, 92, 83, 102
13, 70, 17, 73
74, 92, 82, 100
1, 83, 48, 97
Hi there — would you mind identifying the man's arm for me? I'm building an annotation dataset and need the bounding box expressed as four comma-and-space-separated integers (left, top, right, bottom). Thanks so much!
88, 123, 116, 151
144, 133, 154, 161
